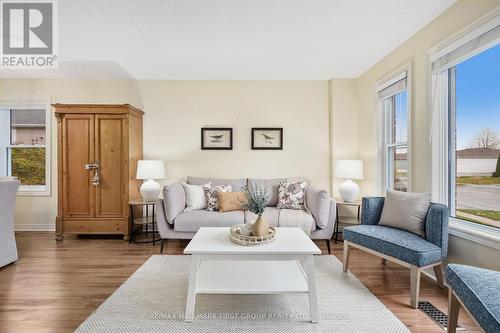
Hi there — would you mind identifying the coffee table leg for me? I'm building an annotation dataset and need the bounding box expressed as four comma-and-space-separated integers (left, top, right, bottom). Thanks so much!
305, 255, 318, 323
185, 254, 200, 322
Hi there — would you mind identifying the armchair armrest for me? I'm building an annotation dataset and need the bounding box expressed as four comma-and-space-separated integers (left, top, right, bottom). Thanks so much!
425, 203, 449, 259
361, 197, 385, 225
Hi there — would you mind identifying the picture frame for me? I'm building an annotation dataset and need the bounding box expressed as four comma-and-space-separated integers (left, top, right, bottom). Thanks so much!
201, 127, 233, 150
251, 128, 283, 150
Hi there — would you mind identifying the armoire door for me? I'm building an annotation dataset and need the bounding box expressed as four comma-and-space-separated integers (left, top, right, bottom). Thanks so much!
62, 114, 95, 218
94, 114, 127, 218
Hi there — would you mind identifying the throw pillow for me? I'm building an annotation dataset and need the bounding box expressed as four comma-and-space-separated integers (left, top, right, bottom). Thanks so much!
181, 182, 207, 211
277, 181, 308, 210
378, 189, 431, 237
202, 183, 232, 211
218, 192, 247, 212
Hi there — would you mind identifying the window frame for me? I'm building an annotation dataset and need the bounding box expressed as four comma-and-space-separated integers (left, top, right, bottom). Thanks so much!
376, 63, 412, 195
0, 99, 51, 196
428, 9, 500, 249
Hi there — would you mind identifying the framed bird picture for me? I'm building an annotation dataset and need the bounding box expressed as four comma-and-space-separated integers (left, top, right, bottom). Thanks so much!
251, 128, 283, 150
201, 127, 233, 150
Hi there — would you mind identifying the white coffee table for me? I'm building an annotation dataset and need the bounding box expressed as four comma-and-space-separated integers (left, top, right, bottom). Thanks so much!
183, 227, 321, 322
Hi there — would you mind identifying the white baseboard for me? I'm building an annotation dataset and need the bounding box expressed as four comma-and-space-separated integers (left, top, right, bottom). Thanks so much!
15, 223, 55, 232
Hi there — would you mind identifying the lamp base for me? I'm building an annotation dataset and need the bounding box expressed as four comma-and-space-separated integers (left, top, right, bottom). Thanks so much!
339, 179, 360, 202
140, 179, 160, 202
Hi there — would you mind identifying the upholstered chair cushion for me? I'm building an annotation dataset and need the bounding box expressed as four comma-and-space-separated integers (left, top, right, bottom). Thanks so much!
343, 225, 442, 267
446, 264, 500, 333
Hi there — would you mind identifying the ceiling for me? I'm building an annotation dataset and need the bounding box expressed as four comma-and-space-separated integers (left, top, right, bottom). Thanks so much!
0, 0, 456, 80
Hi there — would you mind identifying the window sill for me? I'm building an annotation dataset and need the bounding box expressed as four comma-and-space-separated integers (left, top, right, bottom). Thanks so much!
449, 217, 500, 251
17, 185, 50, 197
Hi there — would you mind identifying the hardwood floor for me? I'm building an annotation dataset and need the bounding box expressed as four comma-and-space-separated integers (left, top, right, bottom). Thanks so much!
0, 232, 480, 333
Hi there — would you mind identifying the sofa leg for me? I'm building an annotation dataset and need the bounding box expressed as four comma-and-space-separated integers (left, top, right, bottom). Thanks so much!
343, 241, 350, 272
433, 264, 445, 288
381, 258, 387, 265
410, 266, 421, 308
326, 239, 331, 255
160, 239, 166, 254
448, 289, 460, 333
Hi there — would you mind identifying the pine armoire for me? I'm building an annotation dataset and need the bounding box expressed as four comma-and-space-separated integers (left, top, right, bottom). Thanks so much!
53, 104, 144, 241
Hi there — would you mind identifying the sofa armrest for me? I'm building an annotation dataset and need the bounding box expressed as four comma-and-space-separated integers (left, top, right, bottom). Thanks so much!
306, 185, 331, 228
156, 198, 170, 238
361, 197, 385, 225
162, 182, 186, 224
425, 203, 449, 259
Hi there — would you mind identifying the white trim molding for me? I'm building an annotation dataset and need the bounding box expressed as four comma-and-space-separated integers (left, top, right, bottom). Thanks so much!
375, 62, 412, 195
449, 218, 500, 251
0, 96, 52, 197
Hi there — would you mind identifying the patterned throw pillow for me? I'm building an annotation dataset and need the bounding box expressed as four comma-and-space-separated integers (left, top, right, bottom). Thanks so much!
202, 183, 232, 211
277, 181, 308, 210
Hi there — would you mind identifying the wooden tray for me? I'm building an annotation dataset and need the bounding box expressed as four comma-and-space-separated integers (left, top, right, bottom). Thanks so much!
230, 225, 276, 246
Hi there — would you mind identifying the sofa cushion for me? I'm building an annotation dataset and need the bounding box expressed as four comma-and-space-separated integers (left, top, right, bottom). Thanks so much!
343, 225, 442, 267
446, 264, 500, 333
379, 190, 431, 237
248, 178, 286, 206
181, 182, 207, 211
306, 186, 330, 228
202, 183, 231, 211
162, 182, 186, 224
173, 210, 244, 232
245, 207, 280, 227
218, 192, 247, 212
187, 176, 247, 192
279, 209, 316, 233
277, 180, 308, 210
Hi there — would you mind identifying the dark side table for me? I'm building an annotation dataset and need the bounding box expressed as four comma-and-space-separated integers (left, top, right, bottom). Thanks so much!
333, 199, 361, 243
129, 199, 158, 244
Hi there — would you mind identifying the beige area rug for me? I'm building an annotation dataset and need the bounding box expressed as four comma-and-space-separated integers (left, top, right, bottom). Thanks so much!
75, 255, 410, 333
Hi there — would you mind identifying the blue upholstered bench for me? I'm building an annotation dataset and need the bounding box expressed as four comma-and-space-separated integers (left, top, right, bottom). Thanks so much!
446, 264, 500, 333
343, 197, 449, 308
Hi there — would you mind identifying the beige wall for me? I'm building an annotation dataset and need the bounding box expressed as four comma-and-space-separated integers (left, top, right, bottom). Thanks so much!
2, 80, 331, 229
138, 80, 331, 190
353, 0, 500, 268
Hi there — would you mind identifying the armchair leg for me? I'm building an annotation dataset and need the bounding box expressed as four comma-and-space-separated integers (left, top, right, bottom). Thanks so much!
343, 241, 350, 272
433, 264, 445, 288
410, 266, 421, 308
325, 239, 331, 255
448, 289, 460, 333
160, 239, 166, 254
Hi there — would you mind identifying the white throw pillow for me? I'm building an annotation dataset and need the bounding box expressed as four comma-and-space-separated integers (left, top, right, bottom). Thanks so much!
378, 190, 431, 237
181, 182, 207, 211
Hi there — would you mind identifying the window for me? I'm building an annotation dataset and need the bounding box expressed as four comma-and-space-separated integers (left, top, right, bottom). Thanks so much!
430, 15, 500, 232
0, 107, 49, 195
377, 67, 410, 193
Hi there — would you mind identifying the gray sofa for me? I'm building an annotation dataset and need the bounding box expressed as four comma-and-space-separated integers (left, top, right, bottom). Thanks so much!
156, 176, 336, 253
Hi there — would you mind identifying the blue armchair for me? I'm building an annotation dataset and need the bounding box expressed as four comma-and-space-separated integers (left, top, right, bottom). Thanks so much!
343, 197, 449, 308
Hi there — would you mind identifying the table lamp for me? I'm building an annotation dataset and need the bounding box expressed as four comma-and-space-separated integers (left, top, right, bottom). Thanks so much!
136, 160, 165, 202
335, 160, 363, 202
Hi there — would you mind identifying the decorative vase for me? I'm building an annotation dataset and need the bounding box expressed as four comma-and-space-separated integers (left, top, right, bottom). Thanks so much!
252, 216, 270, 236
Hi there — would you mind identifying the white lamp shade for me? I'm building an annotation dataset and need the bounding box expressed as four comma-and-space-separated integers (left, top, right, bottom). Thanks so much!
136, 160, 165, 180
335, 160, 363, 180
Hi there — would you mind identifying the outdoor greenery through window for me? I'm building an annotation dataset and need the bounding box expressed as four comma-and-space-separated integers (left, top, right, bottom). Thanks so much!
449, 44, 500, 229
0, 109, 47, 190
